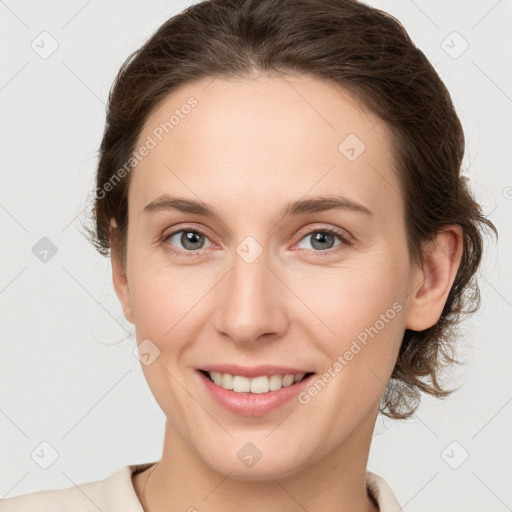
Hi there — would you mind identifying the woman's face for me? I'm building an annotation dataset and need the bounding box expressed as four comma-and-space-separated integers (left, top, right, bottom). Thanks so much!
114, 73, 421, 479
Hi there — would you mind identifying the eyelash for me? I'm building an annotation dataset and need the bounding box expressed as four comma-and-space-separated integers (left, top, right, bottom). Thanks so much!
161, 225, 352, 258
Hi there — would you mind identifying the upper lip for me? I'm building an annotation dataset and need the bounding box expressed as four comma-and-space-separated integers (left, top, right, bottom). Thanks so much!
198, 364, 315, 378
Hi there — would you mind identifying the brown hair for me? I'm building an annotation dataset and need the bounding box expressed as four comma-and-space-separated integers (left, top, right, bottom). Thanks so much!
83, 0, 497, 419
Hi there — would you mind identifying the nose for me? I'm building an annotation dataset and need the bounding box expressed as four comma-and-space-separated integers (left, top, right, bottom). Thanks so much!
212, 246, 289, 346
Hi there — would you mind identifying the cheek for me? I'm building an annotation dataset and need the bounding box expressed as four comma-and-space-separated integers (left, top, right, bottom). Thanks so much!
293, 257, 407, 348
128, 259, 213, 337
297, 275, 406, 432
126, 263, 208, 412
291, 258, 408, 418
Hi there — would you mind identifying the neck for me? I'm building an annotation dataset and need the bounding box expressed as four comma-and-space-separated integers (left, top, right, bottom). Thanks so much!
137, 409, 380, 512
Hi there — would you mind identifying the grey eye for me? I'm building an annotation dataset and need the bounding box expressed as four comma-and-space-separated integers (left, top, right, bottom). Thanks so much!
167, 230, 212, 251
296, 231, 343, 251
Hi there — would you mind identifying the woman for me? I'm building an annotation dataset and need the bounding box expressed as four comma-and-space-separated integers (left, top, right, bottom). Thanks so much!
1, 0, 496, 510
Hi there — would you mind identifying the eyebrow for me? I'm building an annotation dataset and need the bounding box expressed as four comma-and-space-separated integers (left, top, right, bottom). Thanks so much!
143, 194, 372, 218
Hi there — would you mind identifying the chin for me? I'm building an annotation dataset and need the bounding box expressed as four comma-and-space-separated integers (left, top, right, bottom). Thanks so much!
197, 439, 313, 482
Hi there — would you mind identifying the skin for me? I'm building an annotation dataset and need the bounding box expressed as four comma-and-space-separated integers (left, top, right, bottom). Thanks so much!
111, 73, 463, 512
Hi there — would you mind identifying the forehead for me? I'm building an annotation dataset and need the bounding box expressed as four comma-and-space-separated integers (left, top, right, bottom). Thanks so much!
129, 73, 402, 221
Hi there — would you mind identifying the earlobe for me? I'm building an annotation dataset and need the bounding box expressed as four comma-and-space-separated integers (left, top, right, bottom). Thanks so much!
405, 225, 463, 331
110, 219, 135, 325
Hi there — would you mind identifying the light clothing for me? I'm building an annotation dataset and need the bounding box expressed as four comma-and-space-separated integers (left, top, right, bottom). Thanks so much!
0, 462, 402, 511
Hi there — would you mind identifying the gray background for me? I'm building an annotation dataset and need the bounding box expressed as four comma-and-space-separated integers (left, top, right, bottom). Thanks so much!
0, 0, 511, 510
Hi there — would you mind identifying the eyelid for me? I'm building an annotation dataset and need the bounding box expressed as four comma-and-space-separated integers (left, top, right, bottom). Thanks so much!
163, 224, 215, 241
294, 223, 353, 244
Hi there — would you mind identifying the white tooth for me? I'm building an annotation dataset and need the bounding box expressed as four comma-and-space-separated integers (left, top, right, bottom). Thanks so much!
210, 372, 223, 386
282, 374, 295, 386
212, 372, 306, 393
250, 375, 270, 394
233, 375, 251, 392
221, 373, 233, 390
269, 374, 283, 391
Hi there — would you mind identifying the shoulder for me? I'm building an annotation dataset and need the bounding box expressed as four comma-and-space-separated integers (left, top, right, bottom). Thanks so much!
365, 471, 402, 512
0, 464, 151, 512
0, 478, 107, 512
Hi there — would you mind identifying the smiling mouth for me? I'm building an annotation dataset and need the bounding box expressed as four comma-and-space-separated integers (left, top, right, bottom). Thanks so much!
199, 369, 315, 394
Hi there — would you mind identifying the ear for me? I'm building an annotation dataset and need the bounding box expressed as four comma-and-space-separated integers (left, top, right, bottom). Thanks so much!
405, 225, 463, 331
110, 219, 134, 325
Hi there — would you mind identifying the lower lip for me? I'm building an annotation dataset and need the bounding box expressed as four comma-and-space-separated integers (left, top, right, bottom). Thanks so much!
197, 371, 315, 417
